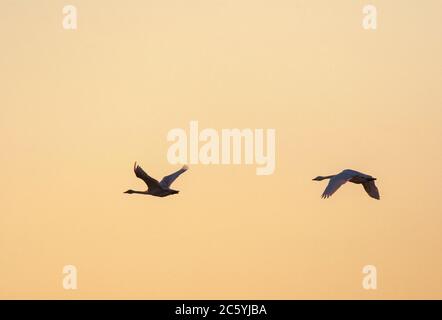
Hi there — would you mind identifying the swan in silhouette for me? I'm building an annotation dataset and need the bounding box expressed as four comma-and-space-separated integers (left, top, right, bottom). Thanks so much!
124, 162, 188, 197
313, 169, 380, 200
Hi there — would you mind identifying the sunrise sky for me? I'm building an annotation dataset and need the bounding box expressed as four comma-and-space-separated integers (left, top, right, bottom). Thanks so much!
1, 0, 441, 299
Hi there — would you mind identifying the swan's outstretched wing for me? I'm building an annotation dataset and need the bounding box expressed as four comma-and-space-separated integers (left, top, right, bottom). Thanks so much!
321, 170, 357, 198
362, 180, 380, 200
321, 176, 348, 198
134, 162, 161, 191
160, 165, 188, 189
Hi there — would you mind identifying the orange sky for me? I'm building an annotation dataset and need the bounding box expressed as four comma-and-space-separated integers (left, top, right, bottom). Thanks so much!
1, 0, 441, 299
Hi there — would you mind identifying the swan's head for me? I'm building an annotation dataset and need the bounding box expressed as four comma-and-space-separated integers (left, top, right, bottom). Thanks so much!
124, 189, 135, 194
313, 176, 325, 181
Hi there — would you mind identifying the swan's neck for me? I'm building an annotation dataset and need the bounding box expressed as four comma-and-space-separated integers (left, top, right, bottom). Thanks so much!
322, 175, 335, 180
129, 190, 148, 194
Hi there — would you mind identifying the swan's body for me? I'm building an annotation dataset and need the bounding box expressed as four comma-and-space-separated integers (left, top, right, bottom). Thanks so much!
313, 169, 380, 200
125, 162, 188, 197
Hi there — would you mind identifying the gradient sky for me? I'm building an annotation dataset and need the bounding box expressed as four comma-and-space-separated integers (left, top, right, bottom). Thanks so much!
1, 0, 441, 299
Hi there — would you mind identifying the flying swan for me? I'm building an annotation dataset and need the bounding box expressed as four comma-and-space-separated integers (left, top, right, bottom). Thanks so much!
124, 162, 188, 197
313, 169, 380, 200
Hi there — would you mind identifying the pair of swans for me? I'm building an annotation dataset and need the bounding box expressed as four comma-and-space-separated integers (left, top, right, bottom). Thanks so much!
125, 164, 380, 200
